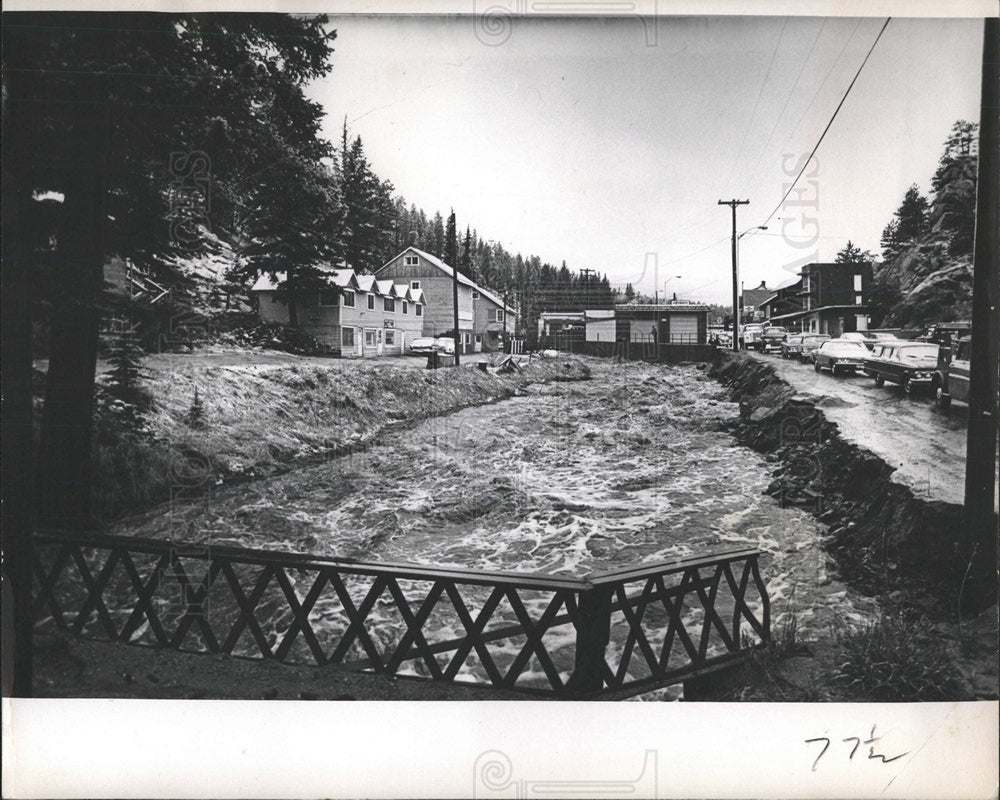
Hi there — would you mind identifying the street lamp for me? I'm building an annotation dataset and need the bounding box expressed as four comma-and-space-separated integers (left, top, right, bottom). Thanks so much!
660, 275, 682, 304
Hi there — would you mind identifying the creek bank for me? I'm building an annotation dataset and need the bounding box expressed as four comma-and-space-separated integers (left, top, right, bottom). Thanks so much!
85, 351, 591, 526
708, 351, 995, 615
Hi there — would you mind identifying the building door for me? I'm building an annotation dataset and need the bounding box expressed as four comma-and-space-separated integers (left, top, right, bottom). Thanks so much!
355, 327, 363, 357
670, 313, 698, 343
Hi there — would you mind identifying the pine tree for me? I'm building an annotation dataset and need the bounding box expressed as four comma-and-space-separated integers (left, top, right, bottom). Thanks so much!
6, 12, 339, 524
107, 325, 148, 407
445, 209, 458, 269
185, 386, 206, 429
836, 240, 864, 263
338, 124, 396, 272
460, 226, 473, 279
895, 185, 930, 242
429, 211, 445, 259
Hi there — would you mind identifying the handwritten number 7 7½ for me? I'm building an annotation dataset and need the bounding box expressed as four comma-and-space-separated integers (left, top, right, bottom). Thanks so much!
806, 726, 909, 771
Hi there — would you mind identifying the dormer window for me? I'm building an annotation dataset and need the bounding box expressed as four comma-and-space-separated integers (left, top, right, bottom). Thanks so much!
404, 255, 419, 267
410, 280, 420, 290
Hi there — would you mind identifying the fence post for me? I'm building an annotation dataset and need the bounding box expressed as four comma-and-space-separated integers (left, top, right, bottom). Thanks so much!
566, 584, 612, 695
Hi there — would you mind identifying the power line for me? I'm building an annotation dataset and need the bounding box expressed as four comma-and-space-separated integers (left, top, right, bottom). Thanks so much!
757, 18, 891, 230
774, 18, 863, 160
725, 17, 789, 189
738, 17, 828, 198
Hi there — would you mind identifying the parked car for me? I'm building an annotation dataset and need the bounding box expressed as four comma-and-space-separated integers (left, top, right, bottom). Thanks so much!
781, 334, 804, 359
760, 326, 787, 353
741, 323, 764, 349
863, 341, 940, 394
409, 337, 443, 355
798, 334, 832, 362
813, 340, 869, 375
933, 336, 971, 410
435, 337, 456, 354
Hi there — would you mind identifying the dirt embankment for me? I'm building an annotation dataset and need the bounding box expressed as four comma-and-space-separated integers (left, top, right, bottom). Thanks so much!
708, 352, 996, 616
92, 353, 591, 525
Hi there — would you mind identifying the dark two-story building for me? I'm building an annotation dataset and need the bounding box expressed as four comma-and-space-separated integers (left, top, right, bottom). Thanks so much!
761, 262, 874, 336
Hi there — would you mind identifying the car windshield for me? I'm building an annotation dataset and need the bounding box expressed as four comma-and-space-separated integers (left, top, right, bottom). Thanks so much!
825, 342, 867, 354
900, 345, 939, 360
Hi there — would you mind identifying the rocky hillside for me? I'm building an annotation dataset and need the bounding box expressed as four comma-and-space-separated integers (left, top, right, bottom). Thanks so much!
874, 152, 977, 327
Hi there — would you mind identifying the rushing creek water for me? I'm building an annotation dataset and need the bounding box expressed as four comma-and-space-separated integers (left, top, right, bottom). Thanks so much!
117, 358, 878, 694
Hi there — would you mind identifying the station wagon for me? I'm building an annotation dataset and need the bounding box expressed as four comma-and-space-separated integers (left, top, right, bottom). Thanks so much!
863, 341, 941, 395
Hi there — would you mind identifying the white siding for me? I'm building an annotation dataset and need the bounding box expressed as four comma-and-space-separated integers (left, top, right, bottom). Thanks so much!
586, 319, 616, 342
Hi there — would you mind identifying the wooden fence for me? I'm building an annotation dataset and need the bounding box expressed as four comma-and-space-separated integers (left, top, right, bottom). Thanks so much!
543, 334, 715, 364
33, 530, 770, 698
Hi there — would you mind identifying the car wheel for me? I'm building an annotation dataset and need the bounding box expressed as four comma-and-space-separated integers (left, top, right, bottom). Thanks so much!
936, 387, 951, 410
874, 374, 885, 387
832, 365, 840, 377
903, 377, 914, 395
814, 359, 822, 372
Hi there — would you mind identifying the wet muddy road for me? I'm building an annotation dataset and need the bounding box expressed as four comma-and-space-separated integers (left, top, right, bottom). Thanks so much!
750, 352, 988, 508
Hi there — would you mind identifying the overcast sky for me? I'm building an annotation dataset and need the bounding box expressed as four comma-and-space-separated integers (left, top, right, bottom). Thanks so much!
308, 15, 984, 304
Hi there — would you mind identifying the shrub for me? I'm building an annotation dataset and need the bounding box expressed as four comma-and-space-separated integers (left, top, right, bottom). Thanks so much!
186, 386, 206, 429
832, 610, 966, 701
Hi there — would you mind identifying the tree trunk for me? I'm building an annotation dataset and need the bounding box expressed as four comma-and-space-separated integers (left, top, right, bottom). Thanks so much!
38, 82, 111, 528
286, 270, 299, 328
1, 56, 36, 697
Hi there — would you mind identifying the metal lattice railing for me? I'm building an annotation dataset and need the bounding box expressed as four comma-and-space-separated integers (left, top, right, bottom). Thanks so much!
33, 530, 770, 697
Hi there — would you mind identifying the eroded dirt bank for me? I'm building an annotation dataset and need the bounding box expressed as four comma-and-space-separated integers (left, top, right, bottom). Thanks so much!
708, 351, 996, 613
706, 351, 997, 700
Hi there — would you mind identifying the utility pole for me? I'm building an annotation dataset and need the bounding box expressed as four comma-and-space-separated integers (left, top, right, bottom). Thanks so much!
963, 16, 998, 604
451, 262, 461, 366
719, 199, 749, 352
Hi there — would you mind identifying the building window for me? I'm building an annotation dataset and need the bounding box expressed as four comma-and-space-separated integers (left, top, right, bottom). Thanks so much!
410, 280, 420, 290
365, 329, 377, 347
853, 274, 863, 291
472, 290, 480, 299
367, 293, 375, 310
341, 327, 355, 347
495, 309, 504, 322
384, 330, 396, 346
384, 297, 395, 313
404, 255, 418, 266
402, 301, 408, 314
415, 304, 423, 317
341, 290, 355, 308
855, 294, 863, 305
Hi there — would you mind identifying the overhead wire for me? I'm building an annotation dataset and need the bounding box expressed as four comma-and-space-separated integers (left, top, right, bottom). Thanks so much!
756, 17, 892, 231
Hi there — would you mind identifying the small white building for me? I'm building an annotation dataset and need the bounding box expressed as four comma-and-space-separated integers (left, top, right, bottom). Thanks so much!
584, 310, 616, 342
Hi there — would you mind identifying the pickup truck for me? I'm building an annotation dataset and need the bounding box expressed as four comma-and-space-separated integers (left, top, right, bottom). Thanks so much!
741, 323, 764, 349
932, 336, 970, 410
